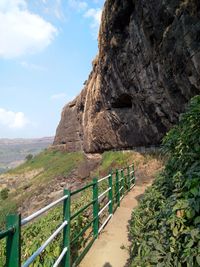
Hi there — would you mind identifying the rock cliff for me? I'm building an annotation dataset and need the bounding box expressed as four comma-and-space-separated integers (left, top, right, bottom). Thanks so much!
54, 0, 200, 153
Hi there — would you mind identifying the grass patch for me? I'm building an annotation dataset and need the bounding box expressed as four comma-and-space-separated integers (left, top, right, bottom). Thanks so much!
9, 150, 83, 175
93, 151, 135, 177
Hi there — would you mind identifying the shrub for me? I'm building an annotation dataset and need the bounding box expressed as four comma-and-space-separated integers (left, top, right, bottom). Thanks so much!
26, 154, 33, 161
130, 95, 200, 266
0, 188, 9, 200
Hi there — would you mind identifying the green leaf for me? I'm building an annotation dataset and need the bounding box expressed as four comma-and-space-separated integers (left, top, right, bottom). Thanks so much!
191, 229, 199, 240
196, 255, 200, 265
190, 187, 199, 196
194, 216, 200, 225
173, 227, 179, 237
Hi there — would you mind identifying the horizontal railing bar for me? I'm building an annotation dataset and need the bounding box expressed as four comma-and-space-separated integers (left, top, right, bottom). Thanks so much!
119, 178, 124, 182
120, 195, 124, 201
130, 170, 134, 174
98, 174, 110, 183
71, 200, 94, 220
98, 187, 111, 200
130, 184, 136, 189
53, 247, 67, 267
21, 195, 68, 226
98, 214, 112, 233
98, 201, 111, 216
71, 217, 96, 245
0, 227, 14, 239
119, 186, 123, 192
22, 221, 67, 267
130, 177, 135, 183
71, 182, 94, 196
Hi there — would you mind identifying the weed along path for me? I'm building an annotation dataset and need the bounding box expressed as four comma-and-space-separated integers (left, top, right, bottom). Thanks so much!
80, 178, 153, 267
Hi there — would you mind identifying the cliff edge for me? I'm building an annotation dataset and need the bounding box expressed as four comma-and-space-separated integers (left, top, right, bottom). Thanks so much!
54, 0, 200, 153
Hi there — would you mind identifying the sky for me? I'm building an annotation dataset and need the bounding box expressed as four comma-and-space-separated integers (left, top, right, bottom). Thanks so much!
0, 0, 105, 138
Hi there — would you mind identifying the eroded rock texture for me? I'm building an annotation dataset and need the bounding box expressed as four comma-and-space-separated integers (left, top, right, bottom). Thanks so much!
54, 0, 200, 153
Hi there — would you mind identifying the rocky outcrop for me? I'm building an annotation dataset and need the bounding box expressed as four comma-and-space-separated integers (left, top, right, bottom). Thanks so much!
54, 0, 200, 153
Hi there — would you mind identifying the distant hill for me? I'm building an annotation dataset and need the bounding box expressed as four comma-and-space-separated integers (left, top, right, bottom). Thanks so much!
0, 137, 54, 173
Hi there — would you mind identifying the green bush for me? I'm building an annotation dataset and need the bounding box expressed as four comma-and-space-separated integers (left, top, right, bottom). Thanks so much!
0, 188, 9, 200
130, 95, 200, 266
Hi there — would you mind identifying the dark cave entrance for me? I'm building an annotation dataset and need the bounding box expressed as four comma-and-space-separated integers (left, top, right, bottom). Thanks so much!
111, 93, 132, 109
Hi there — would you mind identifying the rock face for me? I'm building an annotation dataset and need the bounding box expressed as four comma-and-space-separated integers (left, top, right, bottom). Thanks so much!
54, 0, 200, 153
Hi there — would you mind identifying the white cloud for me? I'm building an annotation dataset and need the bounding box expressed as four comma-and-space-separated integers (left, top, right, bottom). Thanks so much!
84, 8, 102, 29
51, 93, 67, 100
0, 108, 29, 129
68, 0, 88, 11
0, 0, 57, 58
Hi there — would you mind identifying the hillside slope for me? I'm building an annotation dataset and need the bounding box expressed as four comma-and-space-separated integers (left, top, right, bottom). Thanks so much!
0, 150, 87, 225
0, 149, 163, 266
0, 149, 163, 226
54, 0, 200, 153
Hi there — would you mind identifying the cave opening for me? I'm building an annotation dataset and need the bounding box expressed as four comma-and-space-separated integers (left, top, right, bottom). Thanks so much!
111, 93, 132, 109
79, 103, 84, 112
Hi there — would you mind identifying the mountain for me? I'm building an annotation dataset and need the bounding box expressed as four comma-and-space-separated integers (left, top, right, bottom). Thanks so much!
54, 0, 200, 153
0, 137, 54, 173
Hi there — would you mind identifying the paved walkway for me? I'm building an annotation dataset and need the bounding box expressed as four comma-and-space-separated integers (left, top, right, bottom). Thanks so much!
80, 179, 152, 267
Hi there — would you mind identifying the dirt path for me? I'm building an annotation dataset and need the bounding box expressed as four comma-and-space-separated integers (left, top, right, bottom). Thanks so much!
80, 178, 153, 267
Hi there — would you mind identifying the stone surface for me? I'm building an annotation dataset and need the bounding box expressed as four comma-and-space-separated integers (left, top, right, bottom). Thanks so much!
54, 0, 200, 153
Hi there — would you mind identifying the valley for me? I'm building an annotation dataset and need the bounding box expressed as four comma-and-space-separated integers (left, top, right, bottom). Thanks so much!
0, 137, 54, 173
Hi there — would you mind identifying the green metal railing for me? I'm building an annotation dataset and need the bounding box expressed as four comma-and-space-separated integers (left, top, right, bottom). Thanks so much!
0, 163, 135, 267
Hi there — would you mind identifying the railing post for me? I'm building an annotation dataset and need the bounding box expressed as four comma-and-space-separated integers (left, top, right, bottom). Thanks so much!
127, 166, 131, 191
121, 169, 124, 197
6, 214, 21, 267
132, 163, 135, 185
115, 169, 120, 207
108, 172, 113, 215
63, 189, 71, 267
93, 178, 99, 238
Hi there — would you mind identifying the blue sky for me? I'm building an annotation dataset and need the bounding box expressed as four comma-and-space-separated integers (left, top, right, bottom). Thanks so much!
0, 0, 104, 138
